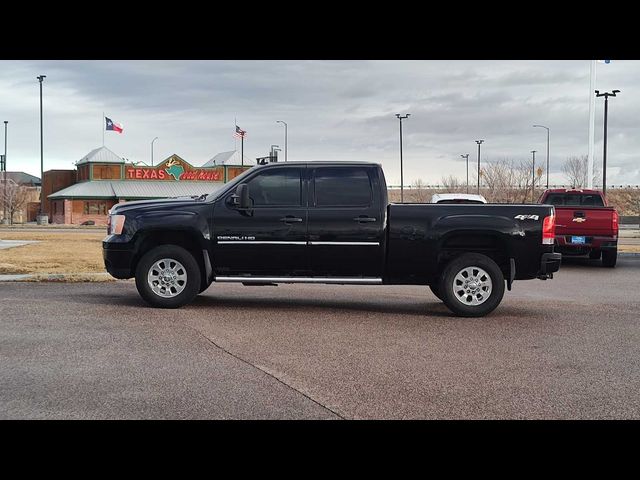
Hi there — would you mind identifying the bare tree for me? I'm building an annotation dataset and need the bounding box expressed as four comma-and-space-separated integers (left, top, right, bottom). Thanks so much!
562, 155, 601, 188
479, 158, 535, 203
1, 180, 30, 225
410, 178, 430, 203
440, 175, 465, 193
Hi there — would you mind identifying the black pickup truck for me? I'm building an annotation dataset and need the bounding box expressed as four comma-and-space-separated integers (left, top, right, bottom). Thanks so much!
103, 161, 561, 317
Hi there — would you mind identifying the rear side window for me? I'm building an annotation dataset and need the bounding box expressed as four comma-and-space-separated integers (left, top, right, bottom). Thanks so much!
545, 194, 604, 207
314, 167, 372, 207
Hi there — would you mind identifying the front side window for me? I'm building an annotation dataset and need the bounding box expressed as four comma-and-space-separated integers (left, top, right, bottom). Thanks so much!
245, 168, 302, 207
314, 167, 372, 207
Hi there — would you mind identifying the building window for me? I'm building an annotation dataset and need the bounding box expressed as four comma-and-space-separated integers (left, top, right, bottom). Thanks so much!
83, 201, 107, 215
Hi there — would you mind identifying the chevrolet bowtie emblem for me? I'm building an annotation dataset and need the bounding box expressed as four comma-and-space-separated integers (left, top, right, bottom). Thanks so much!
573, 217, 586, 223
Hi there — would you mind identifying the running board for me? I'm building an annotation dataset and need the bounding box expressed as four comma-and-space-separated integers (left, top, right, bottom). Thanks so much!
215, 276, 383, 285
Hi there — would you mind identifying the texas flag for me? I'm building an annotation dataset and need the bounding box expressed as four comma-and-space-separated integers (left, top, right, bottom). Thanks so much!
105, 116, 124, 133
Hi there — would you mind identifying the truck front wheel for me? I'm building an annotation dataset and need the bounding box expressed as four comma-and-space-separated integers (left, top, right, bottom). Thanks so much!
438, 253, 505, 317
602, 248, 617, 268
135, 245, 201, 308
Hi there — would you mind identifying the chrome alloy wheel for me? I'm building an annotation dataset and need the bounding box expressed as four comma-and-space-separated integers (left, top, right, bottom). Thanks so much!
452, 266, 493, 306
147, 258, 188, 298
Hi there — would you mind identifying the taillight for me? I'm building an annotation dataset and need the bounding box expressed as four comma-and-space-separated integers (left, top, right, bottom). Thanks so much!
612, 210, 619, 235
542, 214, 555, 245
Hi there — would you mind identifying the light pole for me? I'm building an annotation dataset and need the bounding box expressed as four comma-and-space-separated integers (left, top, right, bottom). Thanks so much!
461, 154, 470, 193
37, 75, 46, 223
3, 121, 7, 223
396, 113, 410, 203
531, 150, 537, 202
276, 121, 287, 162
595, 89, 620, 198
533, 124, 550, 188
475, 140, 484, 194
151, 137, 158, 166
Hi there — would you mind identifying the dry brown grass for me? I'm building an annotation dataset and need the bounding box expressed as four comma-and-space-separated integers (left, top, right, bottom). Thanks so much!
20, 273, 115, 282
0, 230, 106, 274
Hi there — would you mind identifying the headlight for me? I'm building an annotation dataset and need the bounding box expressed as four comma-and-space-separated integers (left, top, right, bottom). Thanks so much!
109, 214, 126, 235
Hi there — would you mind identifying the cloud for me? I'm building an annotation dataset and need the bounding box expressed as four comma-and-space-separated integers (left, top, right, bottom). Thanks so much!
0, 59, 638, 186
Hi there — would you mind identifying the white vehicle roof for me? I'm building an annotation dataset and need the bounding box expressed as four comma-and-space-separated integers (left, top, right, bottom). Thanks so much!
430, 193, 487, 203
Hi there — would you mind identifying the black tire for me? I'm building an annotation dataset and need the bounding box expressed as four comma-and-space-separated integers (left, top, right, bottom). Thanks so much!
135, 245, 201, 308
429, 283, 444, 301
589, 249, 602, 260
438, 253, 505, 317
602, 249, 617, 268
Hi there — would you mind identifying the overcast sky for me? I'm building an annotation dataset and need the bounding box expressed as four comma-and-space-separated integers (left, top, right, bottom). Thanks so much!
0, 60, 638, 186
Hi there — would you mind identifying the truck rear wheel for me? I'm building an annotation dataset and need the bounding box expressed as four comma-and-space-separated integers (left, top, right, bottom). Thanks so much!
438, 253, 505, 317
602, 249, 617, 268
135, 245, 201, 308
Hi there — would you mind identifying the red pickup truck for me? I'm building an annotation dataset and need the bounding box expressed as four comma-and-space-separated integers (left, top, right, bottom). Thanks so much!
538, 189, 619, 267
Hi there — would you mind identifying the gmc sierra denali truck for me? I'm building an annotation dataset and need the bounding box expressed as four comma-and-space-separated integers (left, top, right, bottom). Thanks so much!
538, 188, 618, 267
103, 162, 561, 317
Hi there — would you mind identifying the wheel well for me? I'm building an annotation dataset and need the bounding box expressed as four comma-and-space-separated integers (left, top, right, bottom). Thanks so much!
133, 230, 208, 286
437, 234, 510, 278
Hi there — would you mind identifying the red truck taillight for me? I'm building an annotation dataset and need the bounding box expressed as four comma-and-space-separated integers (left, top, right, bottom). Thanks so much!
542, 214, 555, 245
612, 210, 619, 235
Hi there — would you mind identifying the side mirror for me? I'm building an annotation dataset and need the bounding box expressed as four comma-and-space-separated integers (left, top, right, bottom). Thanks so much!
232, 183, 250, 209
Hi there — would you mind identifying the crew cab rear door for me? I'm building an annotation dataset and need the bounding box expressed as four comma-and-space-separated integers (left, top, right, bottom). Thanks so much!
307, 165, 384, 277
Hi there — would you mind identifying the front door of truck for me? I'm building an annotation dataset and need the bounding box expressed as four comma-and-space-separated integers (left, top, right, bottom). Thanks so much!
212, 166, 309, 277
307, 165, 384, 278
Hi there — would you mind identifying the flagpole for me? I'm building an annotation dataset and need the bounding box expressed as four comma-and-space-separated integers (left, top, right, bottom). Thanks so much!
102, 112, 105, 147
587, 60, 596, 188
241, 136, 244, 167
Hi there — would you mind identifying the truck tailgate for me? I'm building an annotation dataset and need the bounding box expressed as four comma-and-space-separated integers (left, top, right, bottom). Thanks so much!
554, 207, 616, 236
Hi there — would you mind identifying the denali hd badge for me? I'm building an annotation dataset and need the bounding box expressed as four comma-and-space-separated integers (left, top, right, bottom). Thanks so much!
514, 214, 539, 221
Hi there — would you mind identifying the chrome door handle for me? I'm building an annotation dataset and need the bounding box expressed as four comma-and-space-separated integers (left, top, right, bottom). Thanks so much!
353, 216, 377, 223
280, 216, 303, 223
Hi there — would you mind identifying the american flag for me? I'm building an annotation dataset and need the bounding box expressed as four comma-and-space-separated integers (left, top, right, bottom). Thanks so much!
233, 125, 246, 139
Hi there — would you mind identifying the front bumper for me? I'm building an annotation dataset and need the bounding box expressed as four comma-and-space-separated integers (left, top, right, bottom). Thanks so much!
539, 252, 562, 278
103, 237, 135, 279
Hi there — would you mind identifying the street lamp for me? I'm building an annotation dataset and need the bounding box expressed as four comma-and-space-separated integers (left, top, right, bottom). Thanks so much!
533, 124, 550, 188
595, 89, 620, 197
3, 121, 7, 224
37, 75, 46, 224
531, 150, 537, 202
461, 154, 470, 193
151, 137, 159, 166
396, 113, 410, 203
475, 140, 484, 194
276, 121, 288, 162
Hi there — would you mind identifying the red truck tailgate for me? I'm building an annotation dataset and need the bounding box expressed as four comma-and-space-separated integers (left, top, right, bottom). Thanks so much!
555, 206, 617, 236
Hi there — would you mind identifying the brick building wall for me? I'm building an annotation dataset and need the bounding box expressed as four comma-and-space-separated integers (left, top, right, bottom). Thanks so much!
57, 199, 118, 225
42, 170, 77, 217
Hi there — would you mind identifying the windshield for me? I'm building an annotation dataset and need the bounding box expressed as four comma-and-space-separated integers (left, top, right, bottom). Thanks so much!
206, 165, 258, 201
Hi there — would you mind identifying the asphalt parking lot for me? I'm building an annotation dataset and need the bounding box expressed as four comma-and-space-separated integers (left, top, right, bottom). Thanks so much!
1, 256, 640, 419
